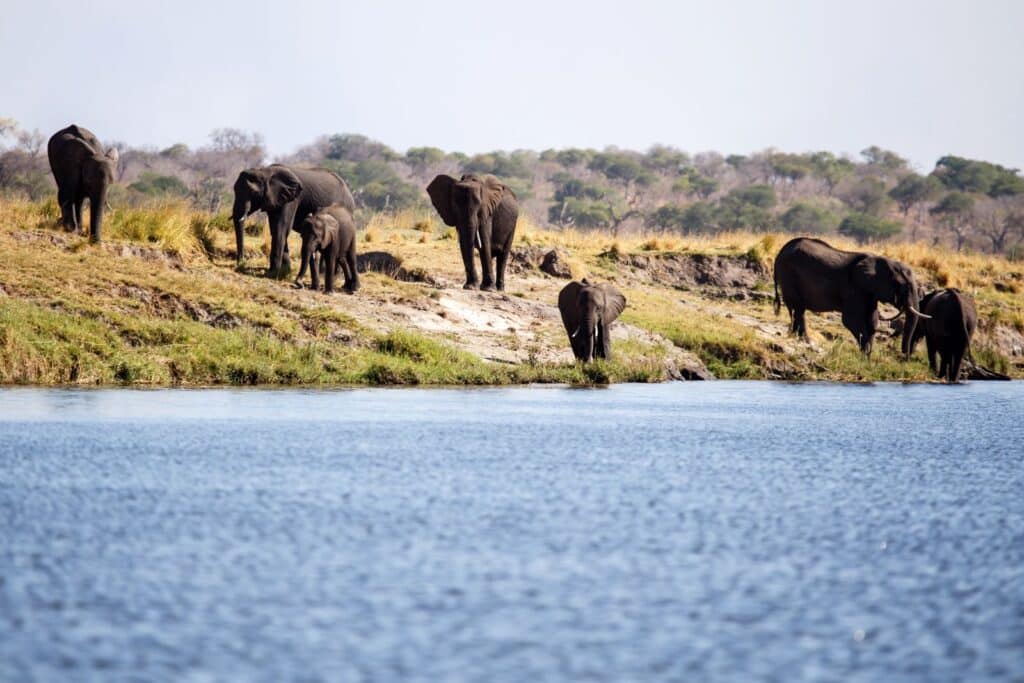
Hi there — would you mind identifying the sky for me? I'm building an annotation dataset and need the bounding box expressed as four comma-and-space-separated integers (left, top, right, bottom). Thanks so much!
2, 0, 1022, 170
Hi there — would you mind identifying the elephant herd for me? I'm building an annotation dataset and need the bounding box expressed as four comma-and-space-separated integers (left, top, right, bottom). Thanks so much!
46, 124, 977, 381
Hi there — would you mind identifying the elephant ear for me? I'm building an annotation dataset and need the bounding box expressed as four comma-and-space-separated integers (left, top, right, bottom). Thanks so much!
480, 175, 507, 217
267, 167, 303, 208
851, 255, 883, 298
426, 175, 458, 226
557, 281, 584, 337
600, 285, 627, 323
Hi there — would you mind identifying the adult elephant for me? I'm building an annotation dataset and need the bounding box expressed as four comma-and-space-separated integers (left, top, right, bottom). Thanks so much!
231, 164, 355, 278
773, 237, 930, 356
558, 279, 627, 362
426, 173, 518, 291
47, 125, 119, 243
908, 288, 977, 382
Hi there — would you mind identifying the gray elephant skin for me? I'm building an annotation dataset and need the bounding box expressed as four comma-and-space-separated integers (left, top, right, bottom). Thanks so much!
295, 205, 359, 294
47, 125, 119, 243
558, 279, 627, 362
426, 173, 518, 291
773, 237, 930, 356
231, 165, 355, 278
909, 288, 977, 382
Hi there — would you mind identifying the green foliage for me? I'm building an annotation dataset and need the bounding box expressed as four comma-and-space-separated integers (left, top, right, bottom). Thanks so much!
671, 168, 718, 199
930, 191, 975, 217
933, 155, 1024, 198
552, 148, 594, 168
128, 172, 190, 198
769, 153, 811, 184
643, 145, 691, 174
550, 197, 615, 228
647, 202, 717, 235
715, 185, 777, 232
889, 173, 941, 214
809, 151, 854, 194
552, 172, 606, 202
462, 151, 533, 179
838, 212, 902, 244
588, 152, 655, 187
860, 146, 908, 173
840, 177, 889, 215
404, 146, 446, 168
781, 201, 838, 234
325, 134, 398, 162
325, 159, 421, 211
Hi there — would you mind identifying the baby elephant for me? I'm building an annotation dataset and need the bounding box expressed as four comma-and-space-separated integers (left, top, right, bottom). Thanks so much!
909, 288, 977, 382
558, 279, 627, 362
295, 205, 359, 294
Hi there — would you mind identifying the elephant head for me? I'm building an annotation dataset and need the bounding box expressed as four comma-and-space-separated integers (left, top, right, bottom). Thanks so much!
558, 279, 627, 362
427, 174, 504, 237
231, 165, 303, 263
851, 255, 930, 357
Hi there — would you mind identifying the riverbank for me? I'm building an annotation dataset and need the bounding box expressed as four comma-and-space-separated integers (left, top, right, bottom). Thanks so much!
1, 198, 1021, 385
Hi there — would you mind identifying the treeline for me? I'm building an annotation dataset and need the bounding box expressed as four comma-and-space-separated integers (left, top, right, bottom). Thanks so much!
2, 117, 1022, 256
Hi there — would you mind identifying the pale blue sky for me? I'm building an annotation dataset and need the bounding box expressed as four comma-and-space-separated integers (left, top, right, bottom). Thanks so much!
2, 0, 1022, 170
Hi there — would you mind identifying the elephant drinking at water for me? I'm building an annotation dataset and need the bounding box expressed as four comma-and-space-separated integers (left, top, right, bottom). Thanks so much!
773, 237, 930, 356
231, 165, 355, 278
558, 280, 627, 362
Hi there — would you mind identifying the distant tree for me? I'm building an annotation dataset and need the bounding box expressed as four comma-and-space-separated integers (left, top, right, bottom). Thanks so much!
554, 148, 593, 168
860, 146, 908, 177
930, 192, 975, 251
404, 146, 445, 169
462, 151, 533, 179
888, 173, 940, 216
671, 168, 717, 199
933, 155, 1024, 198
129, 172, 190, 198
976, 198, 1024, 254
716, 185, 778, 231
725, 154, 747, 169
209, 128, 265, 167
840, 177, 889, 215
16, 129, 45, 157
838, 212, 901, 244
644, 145, 690, 174
549, 197, 614, 229
781, 202, 837, 234
680, 202, 716, 234
809, 151, 854, 196
323, 133, 397, 162
160, 143, 190, 160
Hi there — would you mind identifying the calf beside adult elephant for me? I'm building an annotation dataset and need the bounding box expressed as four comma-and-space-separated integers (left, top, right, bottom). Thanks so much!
426, 173, 518, 291
294, 205, 359, 294
47, 125, 119, 243
558, 280, 627, 362
231, 165, 355, 278
908, 288, 977, 382
773, 237, 930, 356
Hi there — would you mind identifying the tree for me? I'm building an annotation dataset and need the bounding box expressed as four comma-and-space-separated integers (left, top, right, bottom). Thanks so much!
888, 173, 939, 216
324, 133, 397, 162
840, 177, 889, 215
404, 146, 445, 169
838, 212, 901, 244
976, 199, 1024, 254
930, 192, 975, 251
129, 172, 189, 198
933, 155, 1024, 198
209, 128, 265, 166
809, 152, 854, 196
715, 185, 778, 232
781, 202, 837, 234
860, 146, 908, 178
644, 145, 690, 174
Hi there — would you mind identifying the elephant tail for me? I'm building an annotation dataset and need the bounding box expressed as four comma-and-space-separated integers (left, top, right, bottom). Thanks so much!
773, 277, 781, 316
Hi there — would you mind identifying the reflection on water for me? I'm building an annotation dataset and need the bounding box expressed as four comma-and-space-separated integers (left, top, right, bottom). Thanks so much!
1, 382, 1022, 681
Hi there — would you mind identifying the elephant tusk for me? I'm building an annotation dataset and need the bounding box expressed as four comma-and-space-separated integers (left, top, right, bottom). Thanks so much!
909, 306, 933, 319
878, 307, 904, 321
571, 326, 580, 338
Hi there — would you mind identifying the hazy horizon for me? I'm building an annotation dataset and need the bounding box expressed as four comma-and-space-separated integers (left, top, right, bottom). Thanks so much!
2, 0, 1022, 171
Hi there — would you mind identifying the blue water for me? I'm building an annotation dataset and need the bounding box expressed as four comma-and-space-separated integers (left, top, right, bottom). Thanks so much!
1, 382, 1022, 682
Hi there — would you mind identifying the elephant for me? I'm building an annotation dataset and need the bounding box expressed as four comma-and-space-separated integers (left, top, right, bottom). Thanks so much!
558, 279, 627, 362
426, 173, 518, 291
773, 237, 930, 356
294, 205, 359, 294
908, 288, 977, 382
47, 125, 119, 243
231, 164, 355, 278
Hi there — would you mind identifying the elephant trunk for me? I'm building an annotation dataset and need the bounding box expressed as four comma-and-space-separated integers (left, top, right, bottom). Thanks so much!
297, 236, 313, 286
901, 291, 922, 358
581, 313, 596, 362
232, 199, 251, 264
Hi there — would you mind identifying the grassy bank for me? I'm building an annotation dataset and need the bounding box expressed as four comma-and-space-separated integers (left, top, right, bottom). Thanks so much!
1, 198, 1020, 386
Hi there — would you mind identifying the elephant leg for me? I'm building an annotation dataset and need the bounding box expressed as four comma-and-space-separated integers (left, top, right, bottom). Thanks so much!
478, 231, 495, 291
925, 337, 938, 375
938, 350, 949, 381
345, 243, 360, 293
310, 250, 321, 292
458, 229, 478, 289
324, 253, 336, 294
56, 186, 73, 231
74, 197, 87, 235
793, 308, 806, 338
495, 249, 509, 292
949, 347, 965, 382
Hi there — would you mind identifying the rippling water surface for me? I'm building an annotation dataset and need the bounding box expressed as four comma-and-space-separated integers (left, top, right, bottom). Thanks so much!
1, 382, 1022, 682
